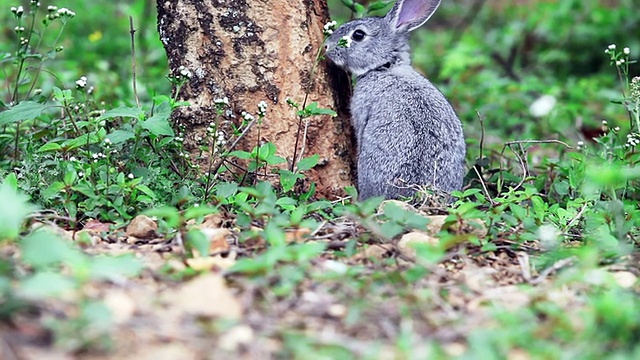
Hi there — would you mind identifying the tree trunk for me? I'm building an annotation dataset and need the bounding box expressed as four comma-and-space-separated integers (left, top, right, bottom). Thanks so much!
156, 0, 354, 199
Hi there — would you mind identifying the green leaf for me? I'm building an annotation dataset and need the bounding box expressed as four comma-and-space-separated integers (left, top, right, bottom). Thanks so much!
0, 182, 38, 240
367, 1, 392, 12
89, 255, 143, 280
20, 229, 83, 268
296, 154, 319, 172
145, 206, 181, 228
0, 101, 47, 125
107, 129, 136, 144
3, 173, 18, 190
184, 206, 219, 221
264, 220, 286, 247
135, 184, 157, 199
99, 106, 144, 121
142, 113, 174, 136
228, 150, 252, 160
216, 182, 238, 199
186, 229, 210, 257
37, 142, 63, 152
301, 102, 337, 117
19, 271, 76, 299
279, 169, 304, 192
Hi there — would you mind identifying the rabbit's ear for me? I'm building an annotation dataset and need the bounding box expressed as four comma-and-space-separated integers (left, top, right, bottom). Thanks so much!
386, 0, 441, 32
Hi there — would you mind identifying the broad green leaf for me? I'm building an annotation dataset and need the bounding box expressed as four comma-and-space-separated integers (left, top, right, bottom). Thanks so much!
186, 229, 210, 257
20, 229, 82, 268
0, 182, 37, 240
99, 106, 144, 121
279, 169, 304, 192
216, 182, 238, 199
228, 150, 252, 159
184, 205, 219, 220
0, 101, 47, 125
89, 255, 143, 280
3, 173, 17, 190
145, 206, 181, 228
19, 272, 76, 299
296, 154, 319, 172
142, 113, 174, 136
107, 129, 136, 144
37, 142, 63, 152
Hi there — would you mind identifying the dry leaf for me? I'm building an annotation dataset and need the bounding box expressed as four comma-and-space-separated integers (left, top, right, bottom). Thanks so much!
285, 227, 311, 243
83, 219, 112, 233
186, 253, 236, 271
165, 273, 242, 320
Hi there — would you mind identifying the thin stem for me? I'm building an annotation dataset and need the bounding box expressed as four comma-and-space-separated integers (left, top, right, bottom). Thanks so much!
129, 16, 140, 107
291, 43, 325, 172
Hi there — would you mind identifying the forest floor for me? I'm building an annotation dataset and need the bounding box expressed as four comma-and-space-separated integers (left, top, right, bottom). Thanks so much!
4, 203, 638, 360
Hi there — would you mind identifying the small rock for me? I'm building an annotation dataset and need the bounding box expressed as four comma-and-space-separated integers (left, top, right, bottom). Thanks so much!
104, 290, 136, 324
126, 215, 158, 239
327, 304, 347, 318
426, 215, 448, 235
363, 244, 389, 260
397, 231, 439, 260
612, 271, 637, 288
219, 325, 254, 351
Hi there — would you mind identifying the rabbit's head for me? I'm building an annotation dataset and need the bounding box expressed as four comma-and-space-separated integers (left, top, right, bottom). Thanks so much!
325, 0, 442, 76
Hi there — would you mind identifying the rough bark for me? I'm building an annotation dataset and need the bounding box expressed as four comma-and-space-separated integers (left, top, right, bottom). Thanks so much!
156, 0, 353, 199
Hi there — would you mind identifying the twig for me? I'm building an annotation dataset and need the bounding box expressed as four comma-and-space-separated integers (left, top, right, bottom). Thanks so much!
129, 16, 140, 107
210, 118, 257, 182
499, 139, 574, 192
528, 256, 576, 285
295, 118, 311, 172
562, 203, 589, 234
473, 165, 496, 206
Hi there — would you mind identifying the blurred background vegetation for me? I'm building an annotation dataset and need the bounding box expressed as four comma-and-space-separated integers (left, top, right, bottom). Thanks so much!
2, 0, 638, 146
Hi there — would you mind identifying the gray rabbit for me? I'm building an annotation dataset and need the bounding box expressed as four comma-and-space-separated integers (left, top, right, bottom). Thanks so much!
325, 0, 466, 200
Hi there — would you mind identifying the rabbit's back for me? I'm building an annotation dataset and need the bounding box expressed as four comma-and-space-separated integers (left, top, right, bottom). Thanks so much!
352, 66, 465, 199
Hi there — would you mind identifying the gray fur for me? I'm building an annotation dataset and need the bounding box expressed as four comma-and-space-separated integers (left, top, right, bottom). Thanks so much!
325, 0, 466, 200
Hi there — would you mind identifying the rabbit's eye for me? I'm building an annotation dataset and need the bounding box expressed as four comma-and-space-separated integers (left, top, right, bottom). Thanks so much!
351, 29, 366, 41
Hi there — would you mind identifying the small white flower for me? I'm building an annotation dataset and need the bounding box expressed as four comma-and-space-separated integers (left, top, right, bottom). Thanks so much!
577, 141, 584, 147
178, 65, 192, 78
338, 35, 352, 48
616, 60, 622, 66
608, 44, 616, 50
258, 100, 268, 116
323, 20, 337, 36
78, 172, 84, 178
57, 7, 75, 17
128, 173, 134, 179
614, 126, 621, 131
242, 111, 255, 121
75, 76, 87, 89
623, 47, 630, 55
214, 96, 229, 105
